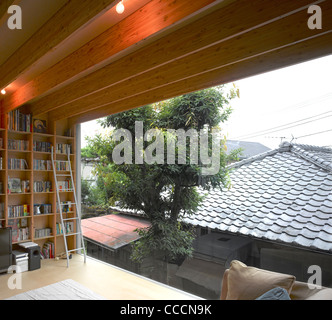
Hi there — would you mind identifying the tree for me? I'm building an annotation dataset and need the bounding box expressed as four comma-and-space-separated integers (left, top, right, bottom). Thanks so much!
84, 85, 240, 263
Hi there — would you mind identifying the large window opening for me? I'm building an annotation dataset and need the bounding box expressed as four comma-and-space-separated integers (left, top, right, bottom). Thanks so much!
80, 55, 332, 299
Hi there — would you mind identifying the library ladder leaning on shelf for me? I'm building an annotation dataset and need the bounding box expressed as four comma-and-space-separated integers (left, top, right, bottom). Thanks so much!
51, 146, 86, 267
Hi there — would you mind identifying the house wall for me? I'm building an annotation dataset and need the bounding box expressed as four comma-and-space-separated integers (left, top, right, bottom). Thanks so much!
256, 241, 332, 288
85, 240, 140, 274
196, 227, 332, 287
85, 228, 332, 300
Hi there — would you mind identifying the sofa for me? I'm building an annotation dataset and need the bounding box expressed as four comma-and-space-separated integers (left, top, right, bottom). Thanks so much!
220, 260, 332, 300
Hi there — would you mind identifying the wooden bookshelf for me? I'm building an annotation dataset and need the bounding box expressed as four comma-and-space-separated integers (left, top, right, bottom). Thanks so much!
0, 108, 77, 258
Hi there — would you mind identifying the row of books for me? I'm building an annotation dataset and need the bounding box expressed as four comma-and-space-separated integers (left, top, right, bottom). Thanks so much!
33, 141, 52, 153
55, 160, 70, 171
8, 204, 29, 218
8, 139, 29, 151
65, 221, 74, 234
56, 143, 72, 154
8, 110, 32, 132
6, 158, 72, 171
33, 159, 52, 171
34, 204, 52, 215
57, 201, 73, 213
56, 222, 62, 235
35, 227, 52, 239
41, 241, 54, 259
0, 138, 3, 149
12, 226, 30, 243
34, 180, 52, 193
56, 221, 82, 236
8, 218, 29, 243
8, 178, 30, 193
8, 158, 28, 170
58, 179, 73, 191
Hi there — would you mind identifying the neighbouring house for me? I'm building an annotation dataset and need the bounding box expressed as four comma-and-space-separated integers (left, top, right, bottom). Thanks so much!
81, 213, 150, 274
81, 157, 99, 186
179, 142, 332, 297
226, 140, 271, 160
84, 142, 332, 299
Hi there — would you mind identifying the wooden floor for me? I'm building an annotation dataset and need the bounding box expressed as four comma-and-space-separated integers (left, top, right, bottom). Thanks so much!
0, 254, 201, 300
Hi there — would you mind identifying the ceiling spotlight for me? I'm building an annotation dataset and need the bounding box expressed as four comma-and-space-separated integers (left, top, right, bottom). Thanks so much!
116, 1, 125, 14
1, 89, 6, 95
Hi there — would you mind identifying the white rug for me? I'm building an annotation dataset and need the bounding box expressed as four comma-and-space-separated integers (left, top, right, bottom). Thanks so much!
6, 279, 106, 300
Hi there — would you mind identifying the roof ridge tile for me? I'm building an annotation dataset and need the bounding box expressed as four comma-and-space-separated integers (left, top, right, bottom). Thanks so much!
290, 144, 332, 173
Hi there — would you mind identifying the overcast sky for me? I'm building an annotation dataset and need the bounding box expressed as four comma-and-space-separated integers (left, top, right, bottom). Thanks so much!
81, 54, 332, 150
224, 54, 332, 149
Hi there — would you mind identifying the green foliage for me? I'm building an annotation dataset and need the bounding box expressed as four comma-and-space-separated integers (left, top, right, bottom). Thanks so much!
83, 85, 240, 263
131, 220, 196, 263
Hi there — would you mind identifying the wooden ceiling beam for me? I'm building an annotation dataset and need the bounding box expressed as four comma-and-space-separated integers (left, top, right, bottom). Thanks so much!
49, 1, 332, 121
3, 0, 217, 113
26, 0, 318, 117
70, 32, 332, 125
0, 0, 18, 27
0, 0, 118, 90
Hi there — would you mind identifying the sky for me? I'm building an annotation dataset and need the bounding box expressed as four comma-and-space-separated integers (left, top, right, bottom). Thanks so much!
81, 54, 332, 150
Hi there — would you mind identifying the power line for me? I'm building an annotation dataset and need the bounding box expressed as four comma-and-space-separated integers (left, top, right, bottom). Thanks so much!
296, 129, 332, 139
259, 92, 332, 118
230, 110, 332, 140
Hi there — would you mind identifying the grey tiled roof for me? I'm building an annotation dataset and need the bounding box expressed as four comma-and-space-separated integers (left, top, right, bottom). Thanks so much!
185, 142, 332, 253
226, 140, 271, 159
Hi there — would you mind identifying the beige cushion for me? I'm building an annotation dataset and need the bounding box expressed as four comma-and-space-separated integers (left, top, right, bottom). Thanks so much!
226, 260, 296, 300
290, 281, 332, 300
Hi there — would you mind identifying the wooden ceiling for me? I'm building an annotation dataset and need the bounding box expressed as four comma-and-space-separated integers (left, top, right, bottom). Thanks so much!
1, 0, 332, 124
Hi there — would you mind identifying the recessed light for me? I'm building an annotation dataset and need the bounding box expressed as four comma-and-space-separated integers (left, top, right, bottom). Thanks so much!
116, 1, 125, 14
1, 89, 6, 95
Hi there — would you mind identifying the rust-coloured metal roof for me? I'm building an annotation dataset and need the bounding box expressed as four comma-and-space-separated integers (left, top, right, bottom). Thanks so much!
81, 214, 150, 250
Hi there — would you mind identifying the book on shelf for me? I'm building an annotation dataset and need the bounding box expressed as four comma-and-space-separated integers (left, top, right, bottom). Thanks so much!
57, 201, 72, 213
34, 204, 52, 215
0, 137, 3, 149
65, 221, 74, 234
41, 241, 54, 259
56, 143, 72, 154
8, 139, 29, 151
55, 160, 70, 171
57, 221, 74, 234
8, 110, 32, 132
58, 179, 72, 191
33, 140, 52, 153
8, 158, 29, 170
8, 178, 30, 193
56, 222, 63, 235
8, 218, 29, 243
8, 204, 30, 218
33, 180, 52, 192
35, 227, 52, 238
33, 159, 52, 170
